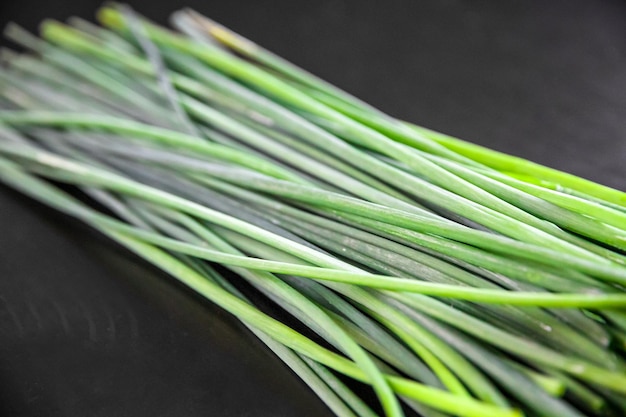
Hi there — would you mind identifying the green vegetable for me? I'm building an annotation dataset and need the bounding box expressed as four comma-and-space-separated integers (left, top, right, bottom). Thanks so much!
1, 5, 625, 417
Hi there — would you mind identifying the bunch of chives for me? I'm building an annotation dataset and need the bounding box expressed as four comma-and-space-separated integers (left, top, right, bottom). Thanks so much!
0, 5, 625, 417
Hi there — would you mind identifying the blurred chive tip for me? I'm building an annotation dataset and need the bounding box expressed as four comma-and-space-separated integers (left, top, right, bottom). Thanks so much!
1, 4, 625, 417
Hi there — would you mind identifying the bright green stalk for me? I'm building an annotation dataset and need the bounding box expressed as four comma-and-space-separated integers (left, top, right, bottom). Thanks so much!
375, 318, 471, 400
478, 168, 626, 230
507, 364, 565, 397
408, 124, 626, 207
416, 151, 626, 253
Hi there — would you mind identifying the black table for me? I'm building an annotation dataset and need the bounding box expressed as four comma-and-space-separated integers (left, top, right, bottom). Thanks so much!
1, 1, 625, 415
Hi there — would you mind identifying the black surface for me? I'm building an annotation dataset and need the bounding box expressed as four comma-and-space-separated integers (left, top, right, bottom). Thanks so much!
1, 1, 625, 416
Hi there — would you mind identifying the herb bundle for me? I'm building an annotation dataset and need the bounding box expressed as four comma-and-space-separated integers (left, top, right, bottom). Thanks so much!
1, 5, 625, 417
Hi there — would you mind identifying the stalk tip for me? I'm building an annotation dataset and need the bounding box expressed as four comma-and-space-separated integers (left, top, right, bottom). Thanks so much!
96, 5, 126, 30
38, 19, 63, 40
3, 22, 29, 41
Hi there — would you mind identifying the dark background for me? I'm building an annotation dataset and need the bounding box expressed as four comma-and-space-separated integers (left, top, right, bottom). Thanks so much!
0, 0, 625, 416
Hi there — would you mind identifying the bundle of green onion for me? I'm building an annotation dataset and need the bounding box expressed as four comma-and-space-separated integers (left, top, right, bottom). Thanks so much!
1, 5, 626, 417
